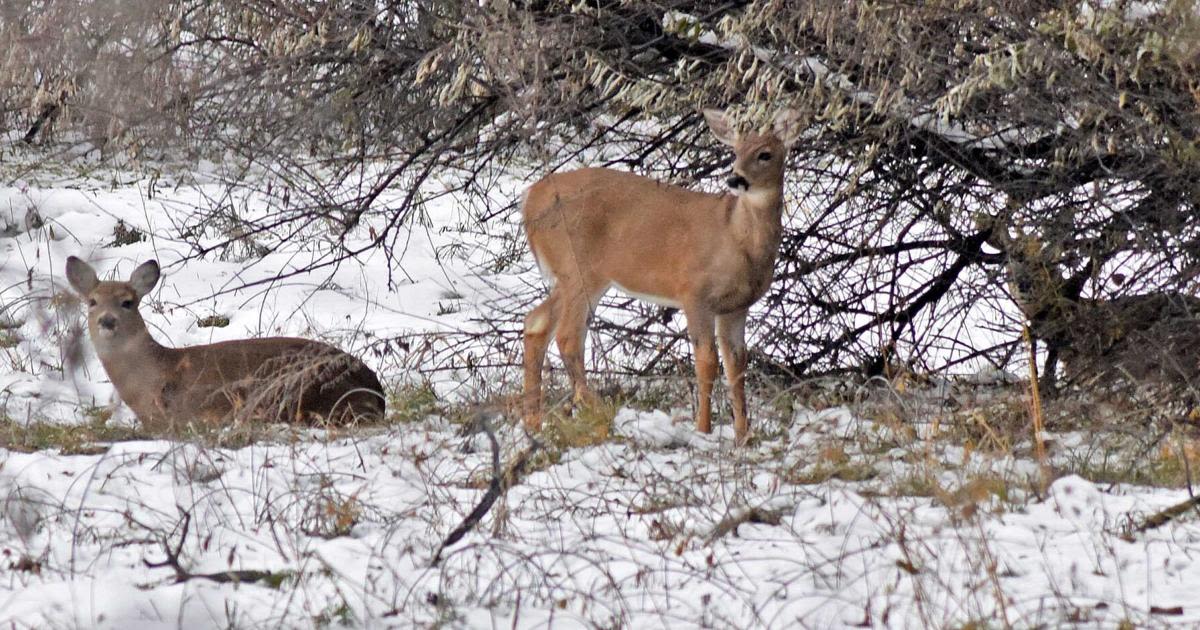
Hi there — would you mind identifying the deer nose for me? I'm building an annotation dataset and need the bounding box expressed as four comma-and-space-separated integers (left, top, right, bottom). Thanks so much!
726, 174, 750, 192
98, 314, 117, 330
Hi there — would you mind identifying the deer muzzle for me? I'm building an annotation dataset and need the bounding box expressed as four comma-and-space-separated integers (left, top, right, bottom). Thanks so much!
725, 174, 749, 192
97, 314, 118, 331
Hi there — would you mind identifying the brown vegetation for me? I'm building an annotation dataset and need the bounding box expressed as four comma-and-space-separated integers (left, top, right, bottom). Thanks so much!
4, 1, 1199, 405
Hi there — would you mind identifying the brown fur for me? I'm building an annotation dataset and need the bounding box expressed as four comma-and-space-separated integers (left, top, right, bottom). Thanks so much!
521, 109, 802, 444
66, 257, 385, 432
993, 227, 1200, 394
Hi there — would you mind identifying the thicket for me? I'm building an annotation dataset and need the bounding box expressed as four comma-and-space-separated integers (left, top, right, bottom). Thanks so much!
5, 0, 1200, 394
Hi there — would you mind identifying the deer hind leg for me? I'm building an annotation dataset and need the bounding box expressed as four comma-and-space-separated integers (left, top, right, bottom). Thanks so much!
717, 310, 750, 444
686, 307, 718, 434
1041, 343, 1060, 396
523, 290, 561, 431
555, 288, 599, 409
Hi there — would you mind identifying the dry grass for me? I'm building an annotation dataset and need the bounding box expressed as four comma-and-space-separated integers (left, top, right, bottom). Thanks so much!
734, 370, 1200, 544
389, 382, 441, 424
782, 441, 880, 485
301, 481, 364, 539
541, 397, 619, 450
0, 409, 142, 454
196, 314, 230, 328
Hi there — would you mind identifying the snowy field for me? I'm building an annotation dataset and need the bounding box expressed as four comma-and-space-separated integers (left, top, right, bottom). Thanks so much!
2, 163, 1200, 628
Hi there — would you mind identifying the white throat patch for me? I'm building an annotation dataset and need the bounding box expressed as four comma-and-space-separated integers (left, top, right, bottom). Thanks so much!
738, 188, 778, 208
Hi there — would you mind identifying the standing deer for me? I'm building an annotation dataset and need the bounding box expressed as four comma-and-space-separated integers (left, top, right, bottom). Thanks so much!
988, 223, 1200, 394
521, 108, 801, 444
66, 257, 385, 431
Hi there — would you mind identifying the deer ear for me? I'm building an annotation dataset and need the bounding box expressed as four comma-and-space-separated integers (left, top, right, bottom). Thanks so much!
66, 256, 99, 296
703, 109, 739, 147
772, 109, 803, 148
128, 260, 161, 298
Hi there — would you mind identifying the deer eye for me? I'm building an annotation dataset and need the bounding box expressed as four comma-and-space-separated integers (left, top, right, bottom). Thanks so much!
87, 298, 97, 307
120, 299, 134, 309
757, 151, 773, 162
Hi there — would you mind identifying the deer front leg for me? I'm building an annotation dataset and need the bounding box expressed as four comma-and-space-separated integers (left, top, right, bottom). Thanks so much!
686, 307, 718, 434
717, 310, 750, 444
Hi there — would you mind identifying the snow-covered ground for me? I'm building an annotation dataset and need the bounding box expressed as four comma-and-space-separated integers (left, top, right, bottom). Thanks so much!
0, 409, 1197, 628
2, 163, 1199, 628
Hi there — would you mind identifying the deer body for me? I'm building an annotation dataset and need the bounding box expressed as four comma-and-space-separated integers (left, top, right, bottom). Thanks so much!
991, 224, 1200, 392
522, 109, 800, 443
526, 168, 783, 314
67, 257, 385, 431
1022, 286, 1200, 390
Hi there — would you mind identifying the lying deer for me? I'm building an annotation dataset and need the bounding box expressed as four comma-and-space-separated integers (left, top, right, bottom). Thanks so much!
521, 108, 801, 443
66, 257, 385, 431
989, 223, 1200, 394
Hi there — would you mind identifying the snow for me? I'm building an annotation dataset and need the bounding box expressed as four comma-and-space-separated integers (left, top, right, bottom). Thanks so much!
2, 162, 1200, 628
1079, 1, 1166, 22
0, 415, 1197, 628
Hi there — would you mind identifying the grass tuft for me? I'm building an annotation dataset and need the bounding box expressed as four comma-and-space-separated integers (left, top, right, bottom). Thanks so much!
784, 441, 879, 485
197, 314, 231, 328
389, 382, 440, 424
542, 397, 618, 451
110, 219, 145, 246
302, 482, 362, 539
0, 408, 141, 454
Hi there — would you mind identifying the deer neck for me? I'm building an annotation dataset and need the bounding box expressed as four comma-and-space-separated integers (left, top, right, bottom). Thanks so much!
730, 184, 784, 261
93, 328, 171, 391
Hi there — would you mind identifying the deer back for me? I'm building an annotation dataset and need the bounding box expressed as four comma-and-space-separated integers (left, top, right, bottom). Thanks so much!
155, 337, 385, 429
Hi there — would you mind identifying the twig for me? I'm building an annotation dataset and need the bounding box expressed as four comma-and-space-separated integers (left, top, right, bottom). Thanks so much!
1131, 495, 1200, 536
144, 510, 290, 585
431, 413, 542, 566
1023, 325, 1050, 494
705, 506, 783, 545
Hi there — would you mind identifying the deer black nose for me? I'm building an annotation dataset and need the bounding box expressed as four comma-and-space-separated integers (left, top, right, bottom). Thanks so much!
726, 175, 749, 191
98, 314, 117, 330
